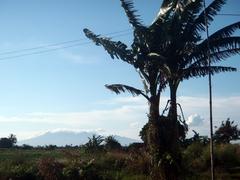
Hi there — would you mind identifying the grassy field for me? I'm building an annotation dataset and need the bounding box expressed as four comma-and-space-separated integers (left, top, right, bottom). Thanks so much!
0, 143, 239, 179
0, 147, 150, 179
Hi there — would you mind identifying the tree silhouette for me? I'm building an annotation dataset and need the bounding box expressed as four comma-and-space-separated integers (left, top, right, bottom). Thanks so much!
104, 136, 122, 150
84, 135, 104, 153
84, 0, 239, 178
214, 118, 240, 143
0, 134, 17, 148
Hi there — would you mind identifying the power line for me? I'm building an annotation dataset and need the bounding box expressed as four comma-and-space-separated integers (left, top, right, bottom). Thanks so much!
0, 32, 131, 62
0, 29, 131, 56
0, 39, 85, 56
0, 42, 90, 61
217, 13, 240, 17
0, 12, 238, 61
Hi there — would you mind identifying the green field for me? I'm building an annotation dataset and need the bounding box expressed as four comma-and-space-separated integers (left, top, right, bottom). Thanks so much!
0, 143, 239, 180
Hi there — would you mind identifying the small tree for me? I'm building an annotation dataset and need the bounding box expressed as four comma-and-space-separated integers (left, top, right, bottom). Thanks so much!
8, 134, 17, 145
84, 135, 104, 153
214, 118, 240, 144
0, 134, 17, 148
104, 135, 122, 150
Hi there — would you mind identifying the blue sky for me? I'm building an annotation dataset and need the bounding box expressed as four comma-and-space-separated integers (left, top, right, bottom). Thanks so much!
0, 0, 239, 140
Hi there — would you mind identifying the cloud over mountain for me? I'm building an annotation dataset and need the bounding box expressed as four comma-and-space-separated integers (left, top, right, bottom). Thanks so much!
187, 114, 204, 126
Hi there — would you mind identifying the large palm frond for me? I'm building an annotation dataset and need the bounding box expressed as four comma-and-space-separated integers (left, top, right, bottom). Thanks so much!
208, 21, 240, 40
105, 84, 149, 100
188, 48, 240, 68
83, 28, 134, 65
194, 0, 226, 31
151, 0, 179, 26
179, 0, 226, 58
205, 36, 240, 53
120, 0, 144, 29
120, 0, 150, 54
182, 66, 236, 80
186, 36, 240, 67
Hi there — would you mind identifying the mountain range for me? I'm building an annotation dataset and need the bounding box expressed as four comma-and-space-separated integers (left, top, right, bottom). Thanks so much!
18, 131, 140, 147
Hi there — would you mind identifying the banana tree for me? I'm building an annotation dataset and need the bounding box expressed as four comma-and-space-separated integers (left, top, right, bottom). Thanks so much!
150, 0, 238, 121
83, 0, 239, 179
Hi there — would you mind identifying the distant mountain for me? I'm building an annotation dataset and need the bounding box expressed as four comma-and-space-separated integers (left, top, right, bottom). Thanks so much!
18, 131, 140, 147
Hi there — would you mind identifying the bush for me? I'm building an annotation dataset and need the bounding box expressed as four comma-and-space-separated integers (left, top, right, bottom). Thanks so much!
127, 142, 145, 152
0, 156, 37, 179
183, 142, 208, 171
125, 149, 150, 175
38, 157, 63, 180
21, 144, 34, 150
183, 142, 240, 176
214, 144, 240, 169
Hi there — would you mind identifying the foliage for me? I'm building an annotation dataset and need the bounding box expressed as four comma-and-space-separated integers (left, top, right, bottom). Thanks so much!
183, 142, 240, 177
181, 130, 209, 147
0, 134, 17, 148
125, 149, 150, 175
0, 150, 37, 179
21, 144, 34, 150
37, 157, 63, 180
45, 144, 58, 150
127, 142, 145, 152
214, 144, 240, 168
140, 116, 187, 144
83, 0, 239, 178
183, 142, 208, 171
0, 146, 239, 179
84, 134, 104, 153
63, 157, 99, 179
8, 134, 17, 145
214, 118, 240, 143
104, 136, 122, 150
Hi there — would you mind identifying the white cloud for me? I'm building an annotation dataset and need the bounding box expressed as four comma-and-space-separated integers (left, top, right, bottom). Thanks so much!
95, 96, 148, 106
187, 114, 204, 126
0, 130, 46, 141
0, 95, 239, 140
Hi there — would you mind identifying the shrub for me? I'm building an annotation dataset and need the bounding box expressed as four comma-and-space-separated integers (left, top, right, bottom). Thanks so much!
214, 144, 240, 169
183, 142, 208, 171
127, 142, 145, 152
0, 155, 37, 180
21, 144, 34, 150
125, 149, 150, 175
37, 157, 63, 180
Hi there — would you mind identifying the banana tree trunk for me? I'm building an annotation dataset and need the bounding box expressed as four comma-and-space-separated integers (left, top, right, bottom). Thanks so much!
163, 82, 181, 180
147, 95, 160, 161
147, 94, 180, 179
169, 83, 178, 120
169, 81, 179, 149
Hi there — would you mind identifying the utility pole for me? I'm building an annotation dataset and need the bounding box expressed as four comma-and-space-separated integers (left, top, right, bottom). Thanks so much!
203, 0, 215, 179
